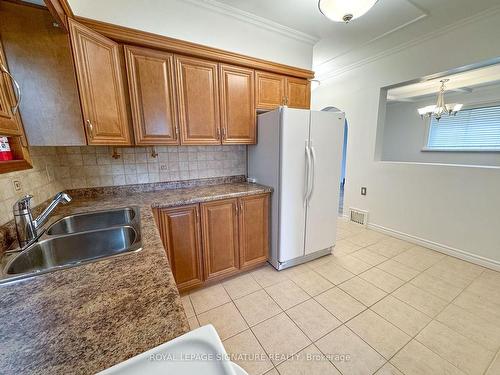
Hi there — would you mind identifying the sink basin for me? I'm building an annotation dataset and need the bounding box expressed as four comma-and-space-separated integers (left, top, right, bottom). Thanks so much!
97, 325, 247, 375
6, 226, 140, 276
47, 207, 137, 235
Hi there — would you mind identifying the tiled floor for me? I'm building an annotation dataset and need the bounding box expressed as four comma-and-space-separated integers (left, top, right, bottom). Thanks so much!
181, 218, 500, 375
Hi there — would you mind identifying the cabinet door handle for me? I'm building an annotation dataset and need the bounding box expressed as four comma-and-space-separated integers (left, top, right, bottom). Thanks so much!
222, 127, 227, 140
216, 127, 221, 140
175, 125, 179, 138
0, 63, 22, 114
86, 120, 94, 138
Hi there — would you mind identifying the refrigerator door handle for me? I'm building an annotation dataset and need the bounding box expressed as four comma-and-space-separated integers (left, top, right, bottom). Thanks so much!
304, 141, 311, 203
308, 142, 316, 203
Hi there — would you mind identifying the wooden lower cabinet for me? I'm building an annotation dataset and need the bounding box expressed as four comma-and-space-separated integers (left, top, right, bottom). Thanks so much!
239, 194, 269, 270
155, 193, 270, 292
201, 198, 240, 280
155, 204, 204, 292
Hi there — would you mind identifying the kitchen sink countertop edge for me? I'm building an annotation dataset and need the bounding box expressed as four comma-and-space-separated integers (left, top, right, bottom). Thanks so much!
0, 178, 272, 375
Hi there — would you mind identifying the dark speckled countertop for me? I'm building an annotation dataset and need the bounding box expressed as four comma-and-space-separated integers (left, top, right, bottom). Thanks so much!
0, 177, 272, 375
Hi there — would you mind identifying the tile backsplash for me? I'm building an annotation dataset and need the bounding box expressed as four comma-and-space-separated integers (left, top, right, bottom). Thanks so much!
0, 145, 246, 225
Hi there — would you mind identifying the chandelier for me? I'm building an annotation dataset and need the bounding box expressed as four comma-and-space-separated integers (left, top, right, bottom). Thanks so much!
318, 0, 378, 23
417, 79, 463, 121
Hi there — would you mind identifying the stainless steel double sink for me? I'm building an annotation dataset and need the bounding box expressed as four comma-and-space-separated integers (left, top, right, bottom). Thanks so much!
1, 206, 142, 283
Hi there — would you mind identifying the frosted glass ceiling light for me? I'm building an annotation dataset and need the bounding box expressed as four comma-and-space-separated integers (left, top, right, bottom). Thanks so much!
318, 0, 379, 23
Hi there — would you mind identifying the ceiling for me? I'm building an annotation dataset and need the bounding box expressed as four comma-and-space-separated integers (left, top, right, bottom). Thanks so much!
387, 64, 500, 102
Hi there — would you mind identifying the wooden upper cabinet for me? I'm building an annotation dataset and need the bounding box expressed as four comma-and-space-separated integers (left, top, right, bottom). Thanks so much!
125, 46, 179, 145
286, 77, 311, 109
156, 205, 203, 292
219, 64, 256, 144
256, 71, 286, 110
68, 19, 132, 145
239, 194, 269, 270
0, 41, 22, 136
201, 199, 239, 281
175, 55, 221, 145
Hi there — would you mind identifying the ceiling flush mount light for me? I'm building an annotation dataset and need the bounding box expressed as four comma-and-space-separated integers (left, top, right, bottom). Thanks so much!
417, 79, 463, 121
318, 0, 379, 23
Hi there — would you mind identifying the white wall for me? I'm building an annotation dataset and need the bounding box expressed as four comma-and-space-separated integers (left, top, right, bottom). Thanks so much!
312, 10, 500, 268
382, 85, 500, 166
67, 0, 313, 69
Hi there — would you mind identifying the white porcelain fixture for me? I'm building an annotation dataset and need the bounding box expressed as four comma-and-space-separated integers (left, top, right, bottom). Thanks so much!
97, 325, 247, 375
318, 0, 378, 23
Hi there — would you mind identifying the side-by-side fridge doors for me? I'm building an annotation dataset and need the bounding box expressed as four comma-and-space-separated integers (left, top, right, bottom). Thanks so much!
304, 111, 345, 255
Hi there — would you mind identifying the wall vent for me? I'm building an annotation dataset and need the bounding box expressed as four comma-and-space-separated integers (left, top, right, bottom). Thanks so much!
349, 208, 368, 226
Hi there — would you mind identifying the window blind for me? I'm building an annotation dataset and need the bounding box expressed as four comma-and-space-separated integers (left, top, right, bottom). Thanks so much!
427, 105, 500, 150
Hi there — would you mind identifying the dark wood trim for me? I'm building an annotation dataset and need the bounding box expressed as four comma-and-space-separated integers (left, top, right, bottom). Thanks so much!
75, 16, 315, 79
2, 0, 46, 10
43, 0, 69, 32
58, 0, 73, 18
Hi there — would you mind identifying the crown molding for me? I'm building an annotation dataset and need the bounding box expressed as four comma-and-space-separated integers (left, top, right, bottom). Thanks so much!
183, 0, 319, 45
316, 4, 500, 82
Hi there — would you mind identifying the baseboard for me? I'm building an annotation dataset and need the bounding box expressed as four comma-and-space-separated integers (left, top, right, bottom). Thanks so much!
367, 222, 500, 272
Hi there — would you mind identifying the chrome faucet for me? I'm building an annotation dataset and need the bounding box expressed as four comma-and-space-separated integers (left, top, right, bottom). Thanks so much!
13, 192, 72, 248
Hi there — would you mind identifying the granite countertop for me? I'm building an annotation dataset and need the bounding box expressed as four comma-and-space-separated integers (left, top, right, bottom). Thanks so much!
0, 177, 272, 375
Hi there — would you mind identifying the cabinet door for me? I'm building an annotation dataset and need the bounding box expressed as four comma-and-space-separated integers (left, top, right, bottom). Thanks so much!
220, 64, 256, 144
125, 46, 179, 145
286, 77, 310, 109
68, 19, 132, 145
156, 205, 204, 292
0, 41, 22, 136
255, 71, 285, 110
239, 194, 269, 270
201, 198, 239, 280
175, 55, 221, 145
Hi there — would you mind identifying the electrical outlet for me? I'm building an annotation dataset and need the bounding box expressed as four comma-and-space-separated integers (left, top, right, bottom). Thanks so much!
361, 187, 367, 196
13, 180, 22, 192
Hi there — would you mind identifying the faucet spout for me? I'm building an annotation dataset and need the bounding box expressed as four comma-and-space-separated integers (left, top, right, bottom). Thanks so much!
34, 192, 72, 229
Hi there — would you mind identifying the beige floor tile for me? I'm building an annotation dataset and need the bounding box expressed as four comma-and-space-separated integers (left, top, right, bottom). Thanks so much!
315, 261, 355, 285
276, 344, 341, 375
410, 273, 463, 302
375, 363, 404, 375
265, 280, 310, 310
416, 321, 495, 375
465, 270, 500, 305
347, 231, 384, 247
280, 263, 312, 278
391, 340, 465, 375
366, 242, 407, 259
181, 295, 195, 318
371, 295, 431, 336
188, 316, 200, 330
392, 283, 448, 317
263, 369, 279, 375
222, 274, 262, 300
351, 248, 388, 266
290, 270, 334, 296
346, 310, 410, 359
359, 267, 404, 293
332, 254, 372, 274
377, 259, 420, 281
424, 257, 484, 289
339, 277, 387, 306
316, 325, 385, 375
251, 265, 290, 288
223, 329, 273, 375
453, 290, 500, 324
334, 239, 364, 254
286, 299, 341, 341
252, 313, 311, 366
436, 304, 500, 352
234, 290, 282, 327
486, 351, 500, 375
190, 283, 231, 314
197, 302, 248, 340
315, 287, 366, 322
306, 254, 335, 269
393, 246, 445, 271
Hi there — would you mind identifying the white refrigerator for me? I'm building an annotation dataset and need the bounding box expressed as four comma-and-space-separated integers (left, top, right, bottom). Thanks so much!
248, 107, 345, 270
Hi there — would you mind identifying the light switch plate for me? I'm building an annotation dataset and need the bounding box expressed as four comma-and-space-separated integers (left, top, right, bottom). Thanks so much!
13, 180, 22, 192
